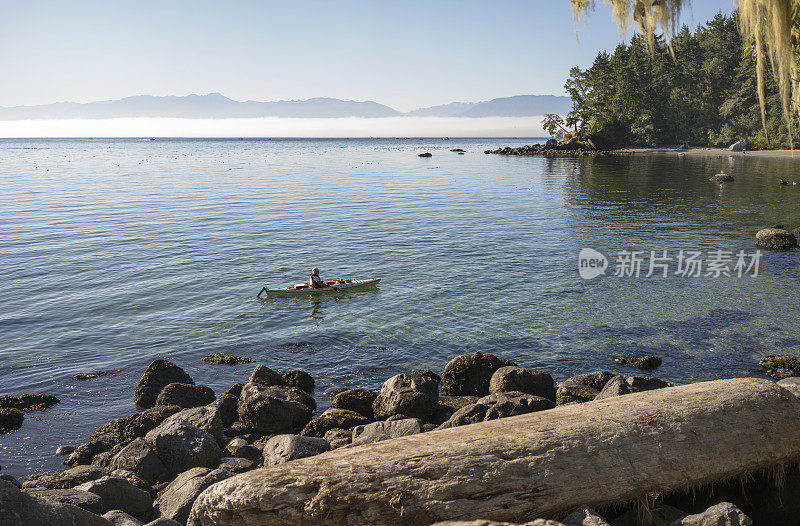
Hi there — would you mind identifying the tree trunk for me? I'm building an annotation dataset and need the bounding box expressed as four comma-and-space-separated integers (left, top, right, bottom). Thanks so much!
189, 378, 800, 526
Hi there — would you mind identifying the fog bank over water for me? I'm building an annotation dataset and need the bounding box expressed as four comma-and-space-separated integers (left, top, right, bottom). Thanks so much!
0, 116, 547, 138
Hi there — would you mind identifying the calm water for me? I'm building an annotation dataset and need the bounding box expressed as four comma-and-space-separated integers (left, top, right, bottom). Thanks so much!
2, 138, 800, 478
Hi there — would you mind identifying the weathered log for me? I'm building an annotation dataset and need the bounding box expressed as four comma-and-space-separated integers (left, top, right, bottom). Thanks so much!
189, 378, 800, 526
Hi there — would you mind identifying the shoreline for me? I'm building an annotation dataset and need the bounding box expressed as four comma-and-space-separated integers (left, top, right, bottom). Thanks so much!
488, 143, 800, 160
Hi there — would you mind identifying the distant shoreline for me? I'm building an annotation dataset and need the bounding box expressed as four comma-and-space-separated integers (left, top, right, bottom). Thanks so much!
618, 147, 800, 160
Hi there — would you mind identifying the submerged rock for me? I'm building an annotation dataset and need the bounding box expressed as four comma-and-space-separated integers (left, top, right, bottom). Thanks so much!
201, 353, 252, 365
441, 352, 516, 396
754, 228, 798, 251
0, 394, 59, 411
263, 434, 330, 466
300, 408, 369, 437
134, 360, 194, 409
760, 355, 800, 379
438, 391, 554, 429
0, 408, 24, 434
71, 370, 119, 381
614, 355, 662, 371
372, 373, 440, 421
154, 383, 215, 409
489, 366, 556, 401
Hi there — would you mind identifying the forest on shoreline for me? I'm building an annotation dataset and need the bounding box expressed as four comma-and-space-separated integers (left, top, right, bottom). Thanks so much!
560, 13, 791, 149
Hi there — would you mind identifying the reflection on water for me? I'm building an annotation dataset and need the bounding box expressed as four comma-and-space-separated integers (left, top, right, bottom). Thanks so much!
1, 138, 800, 478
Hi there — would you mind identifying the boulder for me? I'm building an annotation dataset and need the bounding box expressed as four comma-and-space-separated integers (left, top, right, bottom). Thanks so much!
102, 510, 143, 526
595, 375, 672, 400
709, 172, 734, 183
419, 152, 433, 157
188, 378, 800, 525
300, 408, 370, 437
155, 383, 215, 409
330, 388, 378, 419
237, 382, 314, 435
777, 377, 800, 398
754, 228, 798, 251
669, 502, 751, 526
109, 470, 152, 493
162, 405, 223, 443
91, 405, 182, 447
555, 381, 599, 405
759, 355, 800, 379
0, 408, 24, 433
109, 438, 167, 484
614, 355, 662, 370
217, 457, 255, 473
413, 369, 442, 383
0, 393, 59, 410
134, 360, 194, 409
232, 445, 262, 463
263, 434, 331, 466
144, 519, 182, 526
441, 352, 516, 396
144, 419, 222, 477
350, 418, 422, 446
75, 476, 152, 517
153, 467, 232, 525
439, 395, 480, 411
372, 373, 440, 421
728, 139, 746, 151
545, 138, 559, 148
562, 505, 611, 526
57, 446, 76, 456
323, 428, 352, 449
64, 441, 112, 467
0, 479, 112, 526
223, 438, 248, 457
489, 367, 556, 401
201, 353, 252, 365
247, 365, 315, 394
23, 487, 102, 514
23, 465, 108, 489
438, 392, 554, 429
565, 371, 614, 391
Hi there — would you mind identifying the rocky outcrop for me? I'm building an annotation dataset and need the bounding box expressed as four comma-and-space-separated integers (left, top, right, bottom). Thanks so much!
754, 228, 798, 250
350, 418, 422, 446
134, 360, 194, 409
489, 367, 555, 401
613, 355, 662, 371
300, 408, 370, 437
236, 382, 314, 435
153, 467, 232, 525
74, 476, 153, 518
555, 381, 599, 405
669, 502, 751, 526
188, 379, 800, 526
262, 434, 331, 465
201, 353, 252, 365
438, 392, 554, 429
372, 373, 440, 421
441, 352, 516, 396
155, 384, 215, 409
759, 355, 800, 379
330, 388, 377, 419
144, 419, 222, 477
0, 479, 112, 526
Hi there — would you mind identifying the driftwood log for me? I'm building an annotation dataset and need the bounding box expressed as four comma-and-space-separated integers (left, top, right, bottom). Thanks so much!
189, 378, 800, 525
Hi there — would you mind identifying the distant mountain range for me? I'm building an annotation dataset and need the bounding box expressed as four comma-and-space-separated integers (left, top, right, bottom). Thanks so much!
0, 93, 571, 120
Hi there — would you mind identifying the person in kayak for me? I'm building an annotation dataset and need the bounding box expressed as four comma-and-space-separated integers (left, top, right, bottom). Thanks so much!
309, 267, 326, 288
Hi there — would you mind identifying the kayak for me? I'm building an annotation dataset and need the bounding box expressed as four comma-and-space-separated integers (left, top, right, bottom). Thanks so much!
258, 278, 381, 297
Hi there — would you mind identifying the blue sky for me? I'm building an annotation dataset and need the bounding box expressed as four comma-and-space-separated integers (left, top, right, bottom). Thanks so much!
1, 0, 735, 111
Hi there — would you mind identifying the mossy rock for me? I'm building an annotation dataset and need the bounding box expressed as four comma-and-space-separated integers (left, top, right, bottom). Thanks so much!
0, 408, 24, 434
441, 352, 516, 397
755, 228, 798, 250
0, 394, 59, 411
566, 371, 615, 391
614, 355, 662, 371
759, 354, 800, 379
202, 353, 253, 365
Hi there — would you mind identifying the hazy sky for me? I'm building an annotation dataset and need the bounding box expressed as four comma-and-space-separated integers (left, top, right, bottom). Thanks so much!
1, 1, 735, 111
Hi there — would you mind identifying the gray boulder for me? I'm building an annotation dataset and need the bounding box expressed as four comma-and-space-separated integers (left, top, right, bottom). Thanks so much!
155, 383, 215, 409
300, 408, 370, 437
134, 360, 194, 409
248, 365, 314, 394
23, 464, 108, 489
263, 434, 331, 466
350, 418, 422, 446
330, 388, 377, 419
372, 373, 439, 421
438, 391, 554, 429
441, 352, 516, 396
102, 510, 143, 526
669, 502, 752, 526
64, 440, 112, 466
75, 476, 153, 517
323, 428, 352, 449
489, 366, 556, 401
777, 377, 800, 398
562, 504, 611, 526
728, 139, 746, 151
0, 479, 112, 526
23, 487, 102, 514
153, 467, 233, 525
217, 457, 255, 473
109, 470, 152, 493
565, 371, 615, 391
237, 382, 314, 435
144, 419, 222, 477
162, 405, 223, 443
109, 438, 167, 484
595, 375, 672, 400
90, 405, 183, 448
223, 437, 248, 457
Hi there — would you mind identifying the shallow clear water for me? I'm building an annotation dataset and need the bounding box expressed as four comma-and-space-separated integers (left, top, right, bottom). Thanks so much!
2, 138, 800, 478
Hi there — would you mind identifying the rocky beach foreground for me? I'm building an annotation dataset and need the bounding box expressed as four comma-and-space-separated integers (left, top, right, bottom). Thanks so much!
4, 352, 800, 525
